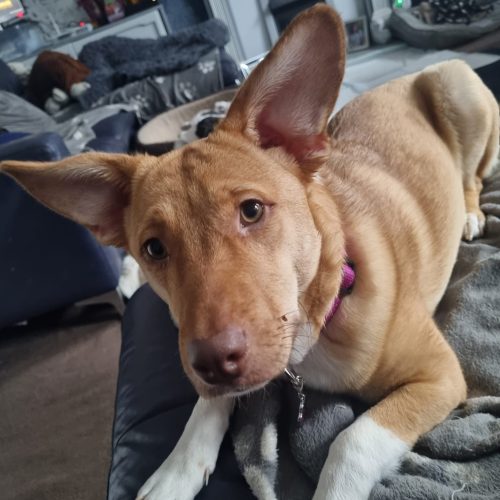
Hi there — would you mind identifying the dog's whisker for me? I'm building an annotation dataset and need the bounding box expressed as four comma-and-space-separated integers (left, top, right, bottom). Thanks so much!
277, 309, 300, 321
277, 324, 301, 332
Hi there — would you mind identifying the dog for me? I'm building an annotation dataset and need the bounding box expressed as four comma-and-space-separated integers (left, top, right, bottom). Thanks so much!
2, 5, 499, 499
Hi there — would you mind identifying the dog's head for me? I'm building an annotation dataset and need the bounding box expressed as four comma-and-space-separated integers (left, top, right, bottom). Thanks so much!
1, 5, 346, 397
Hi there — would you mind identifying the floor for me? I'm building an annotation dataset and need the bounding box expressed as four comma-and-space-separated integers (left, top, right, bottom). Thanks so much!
243, 41, 500, 113
0, 316, 121, 500
336, 43, 500, 110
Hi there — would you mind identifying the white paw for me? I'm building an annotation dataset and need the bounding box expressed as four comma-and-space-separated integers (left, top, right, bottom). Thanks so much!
137, 397, 232, 499
70, 81, 91, 97
52, 87, 69, 104
136, 456, 213, 500
463, 212, 485, 241
136, 397, 233, 500
44, 97, 61, 114
312, 415, 408, 500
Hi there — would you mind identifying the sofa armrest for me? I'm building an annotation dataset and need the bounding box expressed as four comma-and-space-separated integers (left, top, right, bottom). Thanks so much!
87, 111, 138, 153
0, 132, 69, 162
0, 131, 123, 329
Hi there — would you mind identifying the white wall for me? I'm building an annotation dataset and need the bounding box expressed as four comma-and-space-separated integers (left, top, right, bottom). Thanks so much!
209, 0, 371, 63
228, 0, 273, 60
331, 0, 392, 19
208, 0, 270, 62
328, 0, 365, 20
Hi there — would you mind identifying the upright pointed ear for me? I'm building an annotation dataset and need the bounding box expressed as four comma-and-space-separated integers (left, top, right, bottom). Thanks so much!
220, 4, 345, 168
0, 153, 139, 247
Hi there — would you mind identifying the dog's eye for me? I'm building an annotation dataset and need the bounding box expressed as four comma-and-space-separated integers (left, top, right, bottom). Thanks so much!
144, 238, 168, 260
240, 199, 264, 225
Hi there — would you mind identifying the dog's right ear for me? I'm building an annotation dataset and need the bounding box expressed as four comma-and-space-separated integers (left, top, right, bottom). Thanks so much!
220, 4, 346, 170
0, 153, 139, 247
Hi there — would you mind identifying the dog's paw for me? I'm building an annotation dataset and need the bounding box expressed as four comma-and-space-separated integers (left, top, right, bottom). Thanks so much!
136, 398, 232, 499
136, 454, 213, 500
312, 416, 408, 500
463, 211, 485, 241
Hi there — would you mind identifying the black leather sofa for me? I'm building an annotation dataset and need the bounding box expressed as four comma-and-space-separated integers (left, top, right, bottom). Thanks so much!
107, 285, 255, 500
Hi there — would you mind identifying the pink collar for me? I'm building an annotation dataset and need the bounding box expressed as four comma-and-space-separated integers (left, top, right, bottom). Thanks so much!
324, 261, 355, 325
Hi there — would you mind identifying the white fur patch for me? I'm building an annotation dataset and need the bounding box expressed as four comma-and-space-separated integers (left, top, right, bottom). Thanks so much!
463, 212, 483, 241
312, 415, 409, 500
260, 424, 278, 464
244, 465, 279, 500
294, 339, 354, 393
70, 81, 91, 97
289, 322, 315, 364
136, 397, 233, 500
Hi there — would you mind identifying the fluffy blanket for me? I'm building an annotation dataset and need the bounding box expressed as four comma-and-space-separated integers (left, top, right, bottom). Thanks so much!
231, 169, 500, 500
90, 50, 224, 124
77, 19, 238, 109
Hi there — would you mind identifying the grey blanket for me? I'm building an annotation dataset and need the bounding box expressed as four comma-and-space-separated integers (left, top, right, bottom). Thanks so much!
91, 50, 224, 124
78, 19, 238, 109
0, 90, 135, 154
231, 169, 500, 500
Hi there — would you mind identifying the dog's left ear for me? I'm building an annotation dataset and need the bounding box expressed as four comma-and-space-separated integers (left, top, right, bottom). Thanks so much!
0, 153, 139, 247
220, 4, 346, 169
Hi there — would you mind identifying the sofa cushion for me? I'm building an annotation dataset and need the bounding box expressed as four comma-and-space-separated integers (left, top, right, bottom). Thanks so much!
86, 111, 137, 153
0, 59, 23, 95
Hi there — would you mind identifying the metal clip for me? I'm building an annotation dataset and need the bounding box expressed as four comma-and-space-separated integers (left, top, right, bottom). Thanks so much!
285, 367, 306, 424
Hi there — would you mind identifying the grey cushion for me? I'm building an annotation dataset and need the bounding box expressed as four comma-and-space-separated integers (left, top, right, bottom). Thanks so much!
0, 91, 57, 134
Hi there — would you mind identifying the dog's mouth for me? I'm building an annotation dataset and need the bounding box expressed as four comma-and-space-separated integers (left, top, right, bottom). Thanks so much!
196, 378, 272, 399
184, 313, 316, 399
224, 381, 269, 398
189, 323, 321, 399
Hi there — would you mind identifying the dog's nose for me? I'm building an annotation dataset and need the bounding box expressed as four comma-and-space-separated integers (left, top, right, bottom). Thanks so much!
189, 328, 247, 385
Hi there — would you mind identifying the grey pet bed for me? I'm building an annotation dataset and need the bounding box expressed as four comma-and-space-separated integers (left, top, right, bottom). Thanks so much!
389, 3, 500, 49
137, 88, 237, 155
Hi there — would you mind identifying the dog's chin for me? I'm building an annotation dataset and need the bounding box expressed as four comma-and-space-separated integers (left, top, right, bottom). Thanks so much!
196, 380, 270, 399
223, 381, 270, 398
194, 379, 271, 399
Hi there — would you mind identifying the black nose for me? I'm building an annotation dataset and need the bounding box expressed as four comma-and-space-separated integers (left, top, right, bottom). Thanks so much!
189, 328, 247, 385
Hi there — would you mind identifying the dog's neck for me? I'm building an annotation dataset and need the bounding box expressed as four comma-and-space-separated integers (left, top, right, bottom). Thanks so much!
324, 261, 355, 325
285, 261, 355, 424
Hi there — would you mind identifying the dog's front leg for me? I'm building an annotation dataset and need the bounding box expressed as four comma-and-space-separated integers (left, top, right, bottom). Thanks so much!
313, 325, 466, 500
137, 396, 234, 500
312, 412, 409, 500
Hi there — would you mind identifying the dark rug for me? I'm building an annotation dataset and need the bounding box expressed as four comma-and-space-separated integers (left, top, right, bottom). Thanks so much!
0, 319, 120, 500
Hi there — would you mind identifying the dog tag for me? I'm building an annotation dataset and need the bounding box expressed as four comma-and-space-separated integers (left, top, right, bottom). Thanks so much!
285, 367, 306, 424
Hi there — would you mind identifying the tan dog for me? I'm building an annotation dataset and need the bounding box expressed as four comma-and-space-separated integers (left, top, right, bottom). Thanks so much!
2, 6, 499, 500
